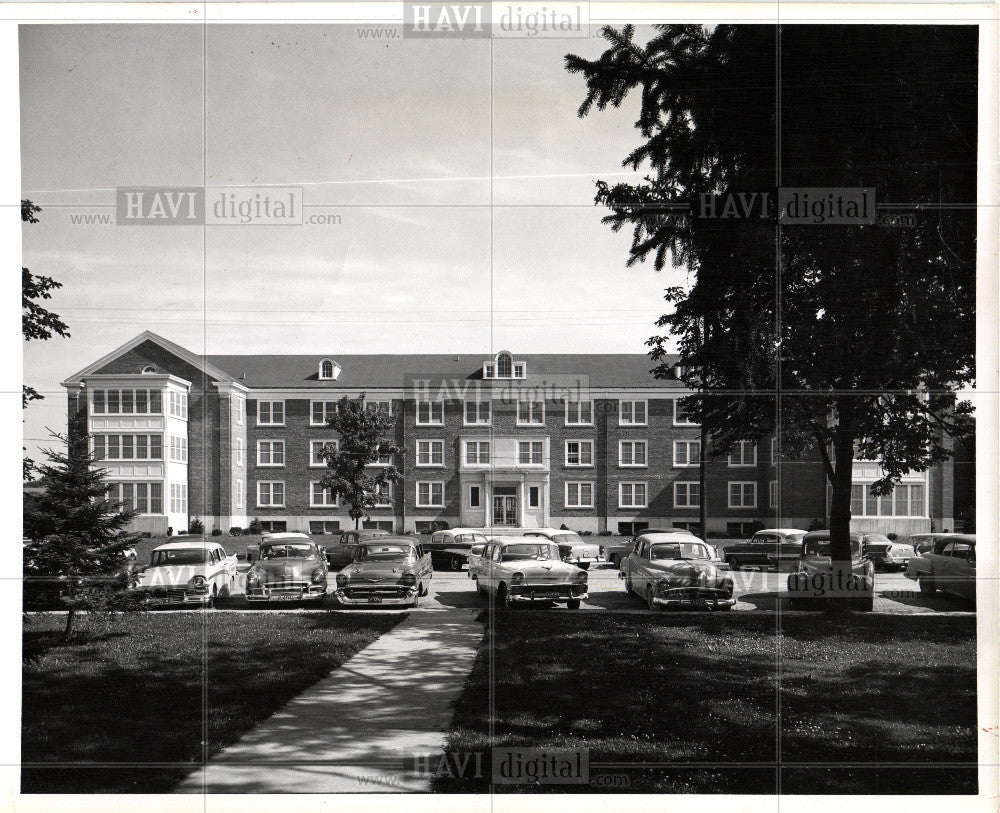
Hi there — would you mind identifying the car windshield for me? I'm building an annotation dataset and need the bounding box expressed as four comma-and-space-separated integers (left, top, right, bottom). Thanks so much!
550, 533, 584, 546
649, 542, 711, 560
456, 533, 488, 546
151, 549, 210, 566
865, 534, 892, 546
804, 539, 863, 557
357, 544, 413, 561
262, 543, 315, 559
501, 543, 559, 562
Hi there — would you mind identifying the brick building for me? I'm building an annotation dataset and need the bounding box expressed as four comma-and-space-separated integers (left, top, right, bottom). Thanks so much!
61, 331, 958, 537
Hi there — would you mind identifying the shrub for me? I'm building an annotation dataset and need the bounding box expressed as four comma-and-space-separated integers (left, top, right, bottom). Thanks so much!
248, 519, 263, 535
229, 527, 243, 536
189, 519, 205, 535
139, 531, 152, 539
887, 532, 898, 541
166, 527, 173, 537
211, 528, 223, 537
598, 530, 613, 536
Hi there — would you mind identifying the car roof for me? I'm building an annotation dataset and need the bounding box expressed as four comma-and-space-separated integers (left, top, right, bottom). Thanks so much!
358, 536, 418, 546
911, 533, 975, 541
348, 529, 390, 536
490, 536, 551, 546
262, 532, 312, 539
753, 528, 808, 535
152, 538, 223, 551
638, 532, 708, 544
439, 528, 490, 535
803, 531, 864, 542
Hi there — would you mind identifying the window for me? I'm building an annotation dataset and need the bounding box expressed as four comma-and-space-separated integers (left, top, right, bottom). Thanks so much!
311, 400, 338, 426
728, 481, 757, 508
469, 485, 481, 508
112, 481, 163, 515
518, 441, 544, 465
727, 521, 757, 537
516, 399, 544, 426
673, 398, 698, 426
257, 440, 285, 467
728, 441, 757, 467
565, 481, 594, 509
528, 486, 540, 509
673, 440, 701, 467
619, 482, 648, 509
770, 480, 778, 508
91, 388, 164, 416
674, 481, 700, 509
169, 435, 188, 463
309, 439, 338, 467
513, 362, 526, 378
619, 440, 648, 467
169, 483, 187, 514
257, 481, 285, 507
464, 399, 491, 425
372, 448, 393, 466
416, 481, 445, 508
564, 440, 593, 467
92, 434, 163, 461
497, 352, 513, 378
416, 439, 445, 466
235, 438, 245, 467
257, 400, 284, 426
259, 520, 287, 533
565, 400, 593, 426
372, 482, 393, 507
416, 400, 444, 425
619, 400, 648, 426
234, 480, 244, 510
849, 482, 926, 517
319, 359, 335, 379
310, 520, 342, 534
142, 365, 157, 374
483, 363, 496, 379
235, 396, 245, 426
465, 440, 490, 465
168, 391, 188, 419
367, 399, 393, 418
310, 481, 339, 507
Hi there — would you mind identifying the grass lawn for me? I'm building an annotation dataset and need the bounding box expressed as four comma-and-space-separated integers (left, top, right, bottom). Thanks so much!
22, 611, 402, 793
438, 612, 977, 793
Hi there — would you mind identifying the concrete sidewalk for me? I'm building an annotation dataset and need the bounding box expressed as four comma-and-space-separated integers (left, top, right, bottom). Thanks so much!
178, 607, 484, 793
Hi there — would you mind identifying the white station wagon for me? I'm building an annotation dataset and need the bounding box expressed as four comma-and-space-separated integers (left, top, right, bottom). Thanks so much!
132, 538, 238, 607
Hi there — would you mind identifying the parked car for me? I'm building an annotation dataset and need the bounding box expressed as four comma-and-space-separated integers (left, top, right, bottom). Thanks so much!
466, 542, 488, 580
426, 528, 490, 571
132, 538, 238, 607
723, 528, 807, 570
335, 537, 432, 607
620, 532, 735, 611
861, 534, 916, 572
601, 528, 697, 567
905, 533, 975, 602
474, 536, 588, 609
786, 531, 874, 611
245, 536, 328, 605
323, 528, 392, 570
909, 532, 968, 555
522, 528, 601, 570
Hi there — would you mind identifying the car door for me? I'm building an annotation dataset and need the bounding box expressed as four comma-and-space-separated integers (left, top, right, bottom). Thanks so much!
417, 545, 433, 581
631, 539, 649, 591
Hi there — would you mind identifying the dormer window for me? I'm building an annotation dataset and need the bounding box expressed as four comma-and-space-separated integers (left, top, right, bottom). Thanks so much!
483, 352, 525, 380
319, 359, 341, 380
497, 351, 513, 378
141, 365, 157, 374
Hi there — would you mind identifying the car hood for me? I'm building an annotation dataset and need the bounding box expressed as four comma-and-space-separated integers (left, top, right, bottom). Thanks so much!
341, 560, 416, 581
557, 542, 600, 557
505, 559, 581, 580
250, 559, 322, 580
648, 560, 721, 584
136, 564, 206, 587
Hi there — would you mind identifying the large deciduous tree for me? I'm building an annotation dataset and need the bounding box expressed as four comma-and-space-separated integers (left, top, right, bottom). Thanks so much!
567, 25, 975, 574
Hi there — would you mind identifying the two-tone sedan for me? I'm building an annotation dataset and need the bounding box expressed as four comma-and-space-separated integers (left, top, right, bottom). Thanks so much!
335, 537, 432, 607
522, 528, 601, 570
861, 533, 916, 572
786, 531, 874, 611
620, 532, 735, 611
475, 537, 588, 609
132, 538, 238, 607
723, 528, 807, 571
905, 533, 975, 602
245, 534, 329, 605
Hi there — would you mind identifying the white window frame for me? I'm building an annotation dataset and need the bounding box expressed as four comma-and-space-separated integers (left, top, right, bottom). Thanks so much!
728, 481, 757, 509
235, 438, 245, 467
311, 400, 338, 427
416, 481, 445, 508
469, 484, 482, 508
257, 400, 285, 427
619, 439, 648, 468
235, 395, 244, 426
257, 481, 285, 508
619, 481, 648, 509
518, 440, 544, 466
564, 399, 594, 426
464, 440, 490, 465
416, 439, 445, 467
619, 400, 648, 426
564, 481, 595, 509
527, 485, 540, 509
416, 399, 444, 426
372, 481, 393, 508
463, 399, 492, 426
256, 439, 286, 467
319, 359, 335, 380
310, 481, 340, 508
673, 398, 699, 426
565, 439, 594, 467
516, 398, 545, 426
673, 439, 701, 468
673, 481, 700, 509
728, 440, 758, 467
235, 480, 244, 510
310, 439, 339, 468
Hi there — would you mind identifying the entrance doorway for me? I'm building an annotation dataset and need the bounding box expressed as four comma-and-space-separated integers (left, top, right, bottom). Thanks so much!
492, 486, 518, 526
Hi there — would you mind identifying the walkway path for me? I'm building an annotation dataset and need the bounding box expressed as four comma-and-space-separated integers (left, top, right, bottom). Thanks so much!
178, 606, 484, 793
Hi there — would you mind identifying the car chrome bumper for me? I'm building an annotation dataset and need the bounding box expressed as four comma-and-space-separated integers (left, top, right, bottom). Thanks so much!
246, 585, 326, 602
134, 589, 211, 605
336, 588, 416, 606
509, 584, 588, 601
652, 588, 735, 608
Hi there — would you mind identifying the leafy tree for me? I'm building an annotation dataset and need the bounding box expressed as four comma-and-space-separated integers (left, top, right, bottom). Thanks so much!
567, 25, 975, 574
23, 413, 138, 639
22, 199, 70, 479
319, 395, 402, 529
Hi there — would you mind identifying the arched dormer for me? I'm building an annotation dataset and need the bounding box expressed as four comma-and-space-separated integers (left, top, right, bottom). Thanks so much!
482, 351, 525, 379
318, 358, 341, 380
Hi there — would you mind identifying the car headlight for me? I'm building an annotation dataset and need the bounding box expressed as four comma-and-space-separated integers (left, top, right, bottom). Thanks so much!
401, 573, 417, 586
336, 573, 348, 587
575, 570, 588, 584
311, 569, 326, 584
189, 575, 206, 588
657, 577, 672, 590
720, 578, 734, 597
246, 571, 260, 585
511, 572, 525, 586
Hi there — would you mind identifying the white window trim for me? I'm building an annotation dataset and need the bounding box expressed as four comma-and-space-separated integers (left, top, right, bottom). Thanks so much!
235, 438, 245, 467
416, 399, 445, 426
310, 439, 339, 468
619, 399, 648, 427
257, 400, 285, 427
256, 439, 286, 467
517, 440, 545, 466
564, 481, 595, 509
468, 484, 482, 508
728, 481, 758, 509
619, 439, 648, 468
372, 482, 393, 508
673, 439, 701, 468
728, 441, 758, 467
849, 481, 927, 518
527, 485, 541, 509
256, 481, 285, 508
516, 399, 545, 426
463, 400, 492, 426
673, 481, 700, 510
564, 439, 594, 468
310, 400, 338, 427
415, 481, 446, 508
310, 480, 340, 508
235, 479, 244, 510
235, 395, 245, 426
673, 398, 699, 426
416, 439, 446, 467
564, 399, 594, 426
618, 481, 649, 509
318, 359, 336, 380
464, 439, 490, 466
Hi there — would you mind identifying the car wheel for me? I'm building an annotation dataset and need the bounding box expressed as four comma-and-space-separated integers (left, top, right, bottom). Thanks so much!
578, 562, 591, 571
566, 599, 581, 610
475, 578, 486, 596
449, 556, 463, 572
857, 595, 874, 612
919, 576, 937, 595
645, 588, 658, 611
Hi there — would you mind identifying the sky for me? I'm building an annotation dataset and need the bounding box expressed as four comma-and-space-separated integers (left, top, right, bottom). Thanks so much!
20, 23, 690, 460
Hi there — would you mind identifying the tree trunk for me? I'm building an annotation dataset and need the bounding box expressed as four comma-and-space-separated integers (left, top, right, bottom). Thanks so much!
63, 607, 76, 641
699, 422, 708, 537
827, 423, 857, 609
